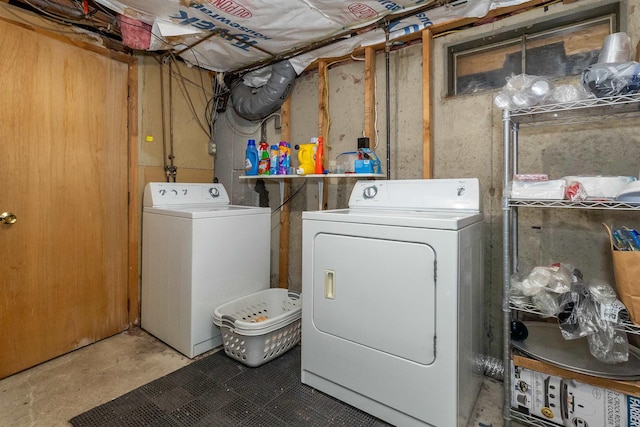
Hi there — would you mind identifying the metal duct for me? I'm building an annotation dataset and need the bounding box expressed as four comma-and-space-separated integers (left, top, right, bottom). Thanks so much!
475, 354, 505, 381
230, 60, 296, 121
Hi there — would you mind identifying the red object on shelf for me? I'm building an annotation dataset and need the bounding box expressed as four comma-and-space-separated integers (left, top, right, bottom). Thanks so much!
315, 136, 324, 174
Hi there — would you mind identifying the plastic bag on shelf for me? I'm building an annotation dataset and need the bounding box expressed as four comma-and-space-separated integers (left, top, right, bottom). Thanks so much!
512, 274, 545, 297
581, 61, 640, 98
556, 282, 597, 340
588, 325, 629, 364
493, 74, 554, 110
531, 290, 560, 317
509, 272, 532, 308
588, 278, 619, 304
565, 181, 588, 201
547, 83, 593, 104
527, 263, 574, 294
563, 176, 636, 200
511, 264, 574, 316
587, 280, 629, 363
509, 179, 566, 200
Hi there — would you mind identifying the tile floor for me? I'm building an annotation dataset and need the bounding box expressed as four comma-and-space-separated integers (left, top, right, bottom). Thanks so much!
0, 328, 508, 427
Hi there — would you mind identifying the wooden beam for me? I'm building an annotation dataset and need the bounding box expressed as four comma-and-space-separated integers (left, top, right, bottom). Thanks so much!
318, 60, 329, 142
278, 97, 292, 288
318, 60, 329, 210
299, 0, 556, 72
428, 0, 554, 36
422, 29, 433, 179
364, 47, 377, 143
0, 5, 132, 62
127, 60, 140, 325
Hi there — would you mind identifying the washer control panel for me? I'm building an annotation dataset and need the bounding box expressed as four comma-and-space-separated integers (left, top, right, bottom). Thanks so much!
143, 182, 230, 207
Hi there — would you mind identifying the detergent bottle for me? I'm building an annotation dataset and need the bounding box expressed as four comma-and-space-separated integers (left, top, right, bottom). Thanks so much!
295, 139, 317, 175
269, 145, 279, 175
314, 136, 325, 174
258, 141, 270, 175
278, 141, 291, 175
245, 139, 259, 175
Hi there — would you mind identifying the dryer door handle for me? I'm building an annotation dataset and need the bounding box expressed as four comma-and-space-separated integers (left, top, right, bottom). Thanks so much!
324, 270, 335, 299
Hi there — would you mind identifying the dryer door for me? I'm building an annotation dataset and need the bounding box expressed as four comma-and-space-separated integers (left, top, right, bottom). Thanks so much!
312, 232, 436, 365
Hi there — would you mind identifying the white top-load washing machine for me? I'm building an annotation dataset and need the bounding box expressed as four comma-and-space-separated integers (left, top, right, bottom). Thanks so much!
141, 182, 270, 358
301, 178, 484, 427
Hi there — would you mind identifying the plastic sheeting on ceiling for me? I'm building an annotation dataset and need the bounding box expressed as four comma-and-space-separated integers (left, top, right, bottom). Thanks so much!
96, 0, 532, 74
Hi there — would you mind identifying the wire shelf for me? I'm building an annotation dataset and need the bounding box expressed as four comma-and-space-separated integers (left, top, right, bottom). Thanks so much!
507, 198, 640, 211
510, 301, 640, 335
507, 93, 640, 126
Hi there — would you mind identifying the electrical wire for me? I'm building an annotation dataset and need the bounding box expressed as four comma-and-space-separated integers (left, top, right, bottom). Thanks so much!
176, 48, 211, 106
1, 2, 83, 34
374, 69, 379, 150
222, 108, 282, 138
320, 58, 350, 150
16, 0, 117, 37
167, 53, 211, 139
90, 0, 118, 21
271, 180, 307, 216
20, 0, 82, 24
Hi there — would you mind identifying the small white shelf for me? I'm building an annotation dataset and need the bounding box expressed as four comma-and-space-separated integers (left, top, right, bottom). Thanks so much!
240, 173, 386, 210
239, 173, 385, 180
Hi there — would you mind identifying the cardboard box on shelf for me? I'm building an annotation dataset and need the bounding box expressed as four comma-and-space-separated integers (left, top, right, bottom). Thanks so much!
511, 365, 640, 427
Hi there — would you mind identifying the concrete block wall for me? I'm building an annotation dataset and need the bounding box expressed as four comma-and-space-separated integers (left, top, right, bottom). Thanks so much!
214, 0, 640, 358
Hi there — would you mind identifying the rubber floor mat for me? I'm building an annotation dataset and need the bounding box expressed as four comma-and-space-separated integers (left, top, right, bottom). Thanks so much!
69, 345, 392, 426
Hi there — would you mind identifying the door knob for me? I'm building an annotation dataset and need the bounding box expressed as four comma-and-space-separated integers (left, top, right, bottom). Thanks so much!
0, 212, 17, 224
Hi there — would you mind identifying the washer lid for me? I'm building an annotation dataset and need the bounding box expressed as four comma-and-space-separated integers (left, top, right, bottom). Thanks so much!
303, 208, 483, 230
144, 204, 269, 219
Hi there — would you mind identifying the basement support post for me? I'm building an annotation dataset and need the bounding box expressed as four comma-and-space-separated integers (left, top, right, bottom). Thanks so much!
318, 60, 329, 210
128, 60, 140, 324
278, 97, 291, 289
422, 28, 433, 179
364, 47, 376, 143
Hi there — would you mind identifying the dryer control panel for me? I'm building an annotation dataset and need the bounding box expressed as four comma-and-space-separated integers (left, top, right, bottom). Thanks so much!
348, 178, 480, 211
143, 182, 230, 207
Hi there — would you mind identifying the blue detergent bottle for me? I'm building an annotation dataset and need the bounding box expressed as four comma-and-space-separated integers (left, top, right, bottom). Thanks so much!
245, 139, 259, 175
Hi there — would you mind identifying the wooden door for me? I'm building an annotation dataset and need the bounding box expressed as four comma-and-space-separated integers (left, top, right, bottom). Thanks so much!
0, 20, 130, 378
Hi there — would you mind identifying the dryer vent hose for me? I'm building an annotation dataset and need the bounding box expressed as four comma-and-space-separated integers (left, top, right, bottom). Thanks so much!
230, 60, 296, 122
474, 354, 504, 381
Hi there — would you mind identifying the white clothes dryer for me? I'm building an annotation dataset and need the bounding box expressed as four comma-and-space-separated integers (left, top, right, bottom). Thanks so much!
301, 178, 484, 427
141, 182, 270, 358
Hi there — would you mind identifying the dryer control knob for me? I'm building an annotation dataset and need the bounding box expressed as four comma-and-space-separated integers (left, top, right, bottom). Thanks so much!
209, 187, 220, 198
363, 185, 377, 199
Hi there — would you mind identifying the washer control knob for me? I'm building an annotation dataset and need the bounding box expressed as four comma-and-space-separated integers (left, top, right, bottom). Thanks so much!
170, 189, 178, 195
363, 185, 377, 199
209, 187, 220, 198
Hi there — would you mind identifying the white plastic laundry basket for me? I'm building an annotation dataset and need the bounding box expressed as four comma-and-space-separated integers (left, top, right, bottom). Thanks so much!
212, 288, 302, 367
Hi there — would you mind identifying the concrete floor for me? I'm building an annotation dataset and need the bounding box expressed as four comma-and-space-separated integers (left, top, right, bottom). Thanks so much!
0, 328, 507, 427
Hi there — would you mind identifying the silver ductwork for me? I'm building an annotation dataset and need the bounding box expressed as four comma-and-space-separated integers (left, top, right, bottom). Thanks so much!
230, 60, 297, 121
